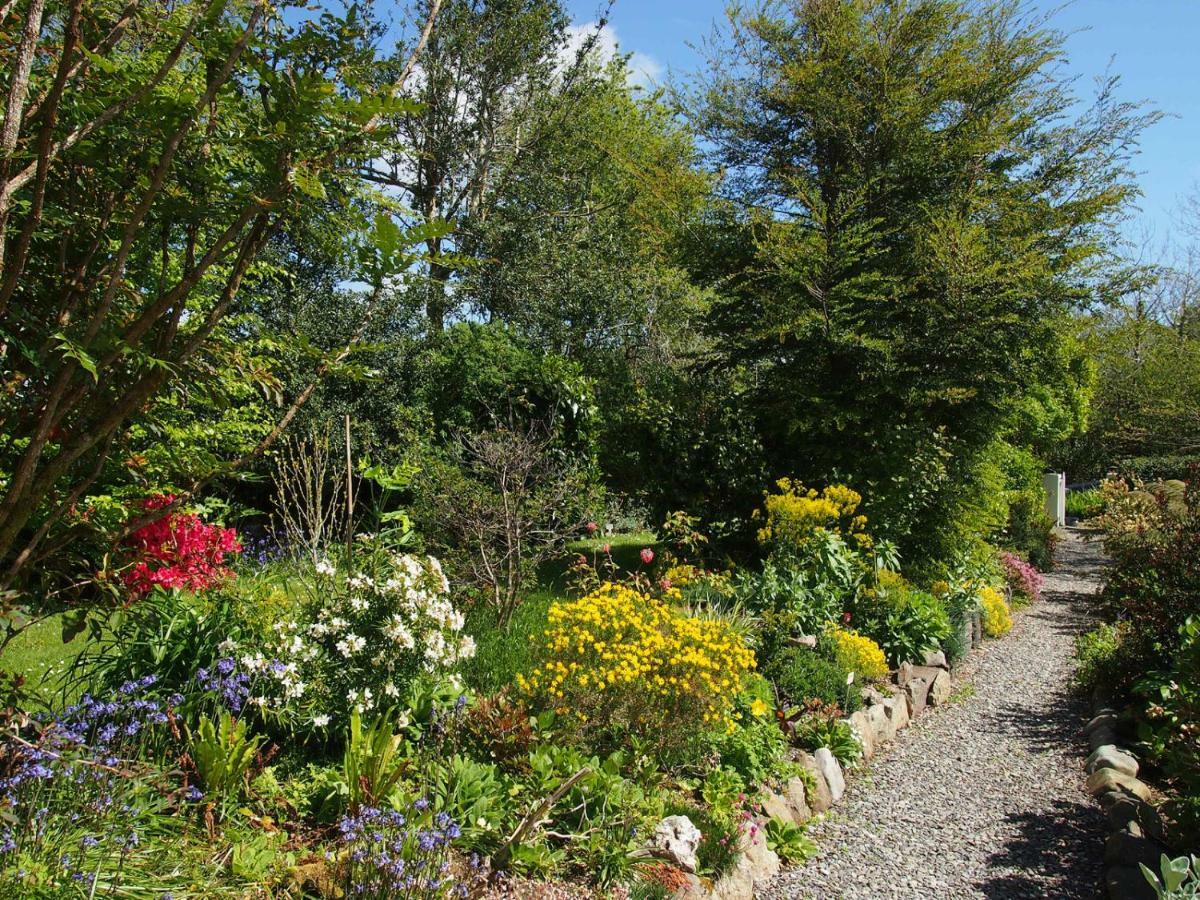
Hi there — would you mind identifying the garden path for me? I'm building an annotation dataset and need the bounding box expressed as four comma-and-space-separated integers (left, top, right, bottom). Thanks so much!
762, 528, 1109, 899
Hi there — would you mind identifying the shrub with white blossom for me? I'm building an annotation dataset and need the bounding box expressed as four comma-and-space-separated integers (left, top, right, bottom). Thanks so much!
232, 542, 475, 730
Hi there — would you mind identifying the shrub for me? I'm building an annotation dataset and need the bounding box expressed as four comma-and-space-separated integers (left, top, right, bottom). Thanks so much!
756, 479, 871, 556
1066, 488, 1104, 520
238, 544, 474, 730
979, 586, 1012, 637
791, 716, 861, 765
1074, 623, 1126, 692
121, 494, 242, 598
517, 583, 755, 753
1004, 491, 1057, 571
825, 627, 888, 681
1001, 552, 1043, 604
852, 570, 951, 666
763, 647, 860, 713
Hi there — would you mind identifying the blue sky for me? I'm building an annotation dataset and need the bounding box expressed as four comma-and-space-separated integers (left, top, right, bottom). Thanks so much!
567, 0, 1200, 243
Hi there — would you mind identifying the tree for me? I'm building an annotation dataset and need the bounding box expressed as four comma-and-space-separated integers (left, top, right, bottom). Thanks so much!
0, 0, 440, 588
685, 0, 1157, 560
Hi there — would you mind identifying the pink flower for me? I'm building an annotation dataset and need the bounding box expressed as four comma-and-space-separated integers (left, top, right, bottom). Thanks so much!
842, 611, 852, 624
659, 578, 673, 592
602, 543, 611, 555
640, 548, 654, 565
585, 521, 598, 535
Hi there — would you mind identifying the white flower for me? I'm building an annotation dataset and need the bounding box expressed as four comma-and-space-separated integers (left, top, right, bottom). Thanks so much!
335, 633, 366, 658
312, 714, 330, 728
218, 638, 238, 655
315, 559, 336, 576
384, 682, 400, 698
349, 596, 370, 613
458, 634, 476, 660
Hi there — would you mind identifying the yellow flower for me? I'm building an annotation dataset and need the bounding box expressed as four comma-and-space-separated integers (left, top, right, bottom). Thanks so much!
829, 626, 889, 681
979, 585, 1012, 637
750, 698, 769, 718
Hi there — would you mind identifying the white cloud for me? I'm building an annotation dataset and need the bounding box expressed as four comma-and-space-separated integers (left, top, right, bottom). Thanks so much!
563, 21, 663, 90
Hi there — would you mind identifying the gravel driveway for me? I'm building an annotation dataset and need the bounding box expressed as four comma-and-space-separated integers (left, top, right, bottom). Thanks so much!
762, 528, 1108, 899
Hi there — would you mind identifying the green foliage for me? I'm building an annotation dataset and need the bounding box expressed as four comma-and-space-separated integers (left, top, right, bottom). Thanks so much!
792, 717, 861, 766
688, 0, 1156, 568
764, 817, 817, 864
344, 708, 408, 811
1067, 488, 1105, 519
461, 591, 555, 695
706, 719, 787, 787
764, 646, 860, 714
1142, 854, 1200, 899
190, 710, 266, 820
1074, 623, 1126, 692
852, 572, 951, 667
426, 754, 514, 852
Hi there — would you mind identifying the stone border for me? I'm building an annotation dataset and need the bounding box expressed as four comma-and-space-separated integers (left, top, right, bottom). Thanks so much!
1082, 693, 1168, 900
673, 628, 980, 899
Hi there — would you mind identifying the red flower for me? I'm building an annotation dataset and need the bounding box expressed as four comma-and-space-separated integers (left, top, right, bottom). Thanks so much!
585, 521, 599, 535
640, 548, 654, 565
121, 494, 241, 598
602, 543, 611, 555
842, 611, 852, 624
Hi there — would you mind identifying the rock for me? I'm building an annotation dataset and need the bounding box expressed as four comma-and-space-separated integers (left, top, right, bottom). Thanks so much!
783, 776, 812, 823
709, 865, 753, 900
867, 702, 894, 745
957, 616, 973, 657
759, 789, 795, 825
861, 685, 889, 706
795, 751, 833, 814
971, 609, 983, 648
923, 649, 949, 669
1089, 725, 1119, 753
1086, 745, 1139, 778
814, 747, 845, 802
886, 692, 910, 734
1086, 712, 1120, 734
927, 668, 952, 706
1106, 864, 1157, 900
896, 660, 914, 687
1086, 770, 1153, 803
650, 815, 702, 873
1105, 821, 1161, 870
847, 710, 875, 761
672, 872, 706, 898
738, 822, 781, 884
1099, 792, 1167, 843
792, 634, 818, 649
906, 674, 930, 717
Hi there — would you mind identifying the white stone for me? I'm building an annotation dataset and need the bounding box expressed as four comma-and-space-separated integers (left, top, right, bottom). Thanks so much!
815, 747, 846, 802
650, 814, 701, 873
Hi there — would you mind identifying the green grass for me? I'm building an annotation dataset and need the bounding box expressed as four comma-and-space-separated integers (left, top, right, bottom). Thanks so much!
461, 589, 557, 695
0, 613, 83, 707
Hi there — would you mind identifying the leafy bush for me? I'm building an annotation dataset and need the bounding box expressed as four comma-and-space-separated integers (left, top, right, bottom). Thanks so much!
190, 710, 265, 819
825, 627, 889, 681
706, 717, 787, 786
764, 817, 817, 863
1074, 623, 1126, 692
517, 583, 755, 754
980, 586, 1013, 637
1004, 491, 1057, 571
1141, 853, 1200, 899
852, 570, 951, 666
763, 646, 860, 713
1066, 488, 1105, 520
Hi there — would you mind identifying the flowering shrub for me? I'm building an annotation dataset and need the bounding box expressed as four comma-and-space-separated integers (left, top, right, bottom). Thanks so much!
755, 479, 870, 554
979, 585, 1012, 637
1000, 552, 1043, 604
235, 546, 474, 729
122, 494, 241, 597
826, 627, 888, 681
334, 802, 473, 898
517, 582, 755, 752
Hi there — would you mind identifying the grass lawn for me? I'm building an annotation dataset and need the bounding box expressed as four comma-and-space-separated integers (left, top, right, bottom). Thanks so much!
1, 613, 82, 707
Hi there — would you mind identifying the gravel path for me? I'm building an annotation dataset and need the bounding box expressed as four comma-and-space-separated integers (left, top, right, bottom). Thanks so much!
762, 528, 1109, 899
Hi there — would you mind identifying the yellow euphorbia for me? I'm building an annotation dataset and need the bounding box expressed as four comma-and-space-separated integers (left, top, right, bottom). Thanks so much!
755, 478, 872, 552
519, 582, 756, 749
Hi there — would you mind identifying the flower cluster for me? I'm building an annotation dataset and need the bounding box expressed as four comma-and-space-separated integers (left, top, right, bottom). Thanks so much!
122, 494, 241, 597
517, 582, 755, 749
334, 802, 473, 899
238, 549, 473, 729
0, 681, 171, 890
755, 479, 871, 553
827, 627, 889, 681
979, 585, 1013, 637
1000, 552, 1043, 603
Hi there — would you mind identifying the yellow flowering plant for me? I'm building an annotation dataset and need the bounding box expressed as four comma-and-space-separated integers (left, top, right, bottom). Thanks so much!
755, 479, 871, 555
517, 582, 756, 753
979, 585, 1012, 637
826, 627, 889, 681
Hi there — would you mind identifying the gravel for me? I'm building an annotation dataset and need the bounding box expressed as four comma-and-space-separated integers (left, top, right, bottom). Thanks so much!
761, 528, 1109, 900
